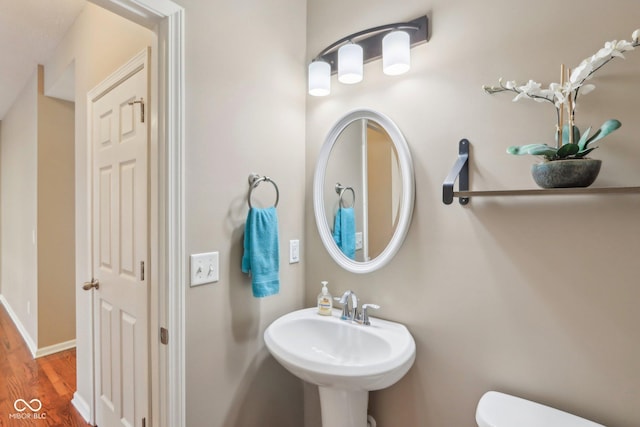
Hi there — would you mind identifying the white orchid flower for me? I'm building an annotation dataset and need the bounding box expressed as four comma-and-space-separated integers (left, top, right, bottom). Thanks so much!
587, 40, 631, 67
601, 40, 634, 59
553, 97, 566, 109
536, 88, 556, 103
594, 44, 616, 62
588, 52, 609, 69
548, 82, 567, 107
520, 80, 542, 94
513, 92, 529, 102
513, 80, 554, 102
570, 60, 594, 84
596, 40, 634, 71
615, 39, 635, 52
580, 84, 595, 95
483, 30, 634, 145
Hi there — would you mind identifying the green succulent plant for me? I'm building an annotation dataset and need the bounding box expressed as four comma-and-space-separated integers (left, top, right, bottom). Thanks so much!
506, 119, 621, 161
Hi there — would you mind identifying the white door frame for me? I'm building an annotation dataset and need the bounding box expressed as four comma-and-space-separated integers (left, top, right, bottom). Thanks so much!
87, 1, 185, 426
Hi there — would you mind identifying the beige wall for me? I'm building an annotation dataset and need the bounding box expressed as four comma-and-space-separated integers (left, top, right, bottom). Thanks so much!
36, 65, 76, 348
0, 70, 39, 345
0, 65, 75, 351
306, 1, 640, 426
180, 0, 307, 425
44, 1, 154, 413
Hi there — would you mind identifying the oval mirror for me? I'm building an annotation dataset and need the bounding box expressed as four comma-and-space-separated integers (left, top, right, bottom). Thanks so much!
313, 109, 415, 273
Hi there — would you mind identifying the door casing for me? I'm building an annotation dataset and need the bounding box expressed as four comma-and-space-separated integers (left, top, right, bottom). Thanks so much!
78, 1, 186, 426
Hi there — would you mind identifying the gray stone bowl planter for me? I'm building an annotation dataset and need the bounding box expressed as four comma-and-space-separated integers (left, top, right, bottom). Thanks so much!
531, 159, 602, 188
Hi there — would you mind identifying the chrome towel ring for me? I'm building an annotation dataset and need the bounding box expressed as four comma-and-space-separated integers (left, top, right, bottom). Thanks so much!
248, 173, 279, 208
335, 183, 355, 209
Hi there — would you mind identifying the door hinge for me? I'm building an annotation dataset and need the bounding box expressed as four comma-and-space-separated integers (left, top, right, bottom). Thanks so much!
128, 98, 145, 123
160, 327, 169, 345
140, 261, 145, 281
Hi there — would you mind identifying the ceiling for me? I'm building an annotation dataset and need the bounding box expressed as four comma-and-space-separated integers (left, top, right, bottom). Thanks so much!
0, 0, 86, 120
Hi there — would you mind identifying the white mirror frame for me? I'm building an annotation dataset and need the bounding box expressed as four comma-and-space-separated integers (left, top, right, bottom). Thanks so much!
313, 109, 415, 273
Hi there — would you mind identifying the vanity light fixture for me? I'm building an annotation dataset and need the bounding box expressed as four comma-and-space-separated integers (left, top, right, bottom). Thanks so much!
308, 15, 429, 96
308, 60, 331, 96
383, 30, 411, 76
338, 43, 364, 84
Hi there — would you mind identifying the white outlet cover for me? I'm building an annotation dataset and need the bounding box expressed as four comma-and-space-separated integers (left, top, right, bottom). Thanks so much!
190, 252, 219, 287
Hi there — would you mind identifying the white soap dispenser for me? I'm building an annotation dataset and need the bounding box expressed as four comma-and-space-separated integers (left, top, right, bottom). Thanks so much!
317, 281, 333, 316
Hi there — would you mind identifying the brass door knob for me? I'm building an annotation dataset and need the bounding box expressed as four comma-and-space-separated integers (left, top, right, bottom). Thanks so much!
82, 279, 100, 291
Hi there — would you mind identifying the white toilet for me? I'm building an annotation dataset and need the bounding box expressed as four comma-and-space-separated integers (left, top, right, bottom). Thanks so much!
476, 391, 605, 427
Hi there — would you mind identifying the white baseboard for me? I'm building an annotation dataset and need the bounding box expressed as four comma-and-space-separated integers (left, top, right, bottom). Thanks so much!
35, 339, 76, 358
72, 391, 92, 424
0, 294, 37, 357
0, 294, 77, 359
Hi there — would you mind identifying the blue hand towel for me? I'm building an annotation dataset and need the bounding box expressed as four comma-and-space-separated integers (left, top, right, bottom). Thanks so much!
333, 207, 355, 260
241, 207, 280, 298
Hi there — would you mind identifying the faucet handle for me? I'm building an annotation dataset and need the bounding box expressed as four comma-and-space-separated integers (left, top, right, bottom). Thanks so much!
334, 296, 350, 320
361, 304, 380, 326
338, 290, 352, 304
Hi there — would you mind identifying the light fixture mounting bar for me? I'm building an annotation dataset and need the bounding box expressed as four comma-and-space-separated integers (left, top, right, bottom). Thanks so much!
314, 15, 428, 75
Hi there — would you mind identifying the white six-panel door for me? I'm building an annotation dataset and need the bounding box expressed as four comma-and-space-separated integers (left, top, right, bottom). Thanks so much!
90, 49, 149, 427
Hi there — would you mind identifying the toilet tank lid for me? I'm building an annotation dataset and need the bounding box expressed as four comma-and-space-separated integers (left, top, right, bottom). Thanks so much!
476, 391, 605, 427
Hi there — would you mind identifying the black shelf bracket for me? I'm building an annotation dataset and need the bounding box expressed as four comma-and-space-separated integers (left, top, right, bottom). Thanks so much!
443, 139, 470, 205
442, 138, 640, 204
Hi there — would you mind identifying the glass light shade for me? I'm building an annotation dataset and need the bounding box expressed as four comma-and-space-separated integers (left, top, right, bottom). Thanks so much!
338, 43, 363, 84
383, 31, 411, 76
308, 60, 331, 96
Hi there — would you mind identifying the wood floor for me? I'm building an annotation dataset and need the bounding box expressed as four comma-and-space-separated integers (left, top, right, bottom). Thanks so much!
0, 303, 91, 427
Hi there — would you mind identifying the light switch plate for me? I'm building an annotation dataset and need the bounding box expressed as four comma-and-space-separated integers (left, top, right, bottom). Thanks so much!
289, 239, 300, 263
190, 252, 219, 287
355, 232, 363, 250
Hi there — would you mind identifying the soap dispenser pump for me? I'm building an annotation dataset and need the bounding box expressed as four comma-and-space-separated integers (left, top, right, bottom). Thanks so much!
317, 281, 333, 316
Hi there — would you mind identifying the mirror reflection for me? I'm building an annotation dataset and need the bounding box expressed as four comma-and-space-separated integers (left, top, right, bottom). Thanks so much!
324, 119, 402, 261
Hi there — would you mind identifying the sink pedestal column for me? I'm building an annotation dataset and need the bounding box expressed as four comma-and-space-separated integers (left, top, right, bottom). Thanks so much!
318, 387, 368, 427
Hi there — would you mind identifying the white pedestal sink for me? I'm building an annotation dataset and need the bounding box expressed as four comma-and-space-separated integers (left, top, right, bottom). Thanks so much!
264, 308, 416, 427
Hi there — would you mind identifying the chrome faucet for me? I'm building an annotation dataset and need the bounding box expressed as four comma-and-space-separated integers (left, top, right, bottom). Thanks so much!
360, 303, 380, 325
335, 290, 381, 325
337, 290, 359, 321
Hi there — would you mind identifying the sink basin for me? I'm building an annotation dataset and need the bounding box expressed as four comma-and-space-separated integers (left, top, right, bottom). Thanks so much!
264, 307, 415, 390
264, 307, 416, 427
